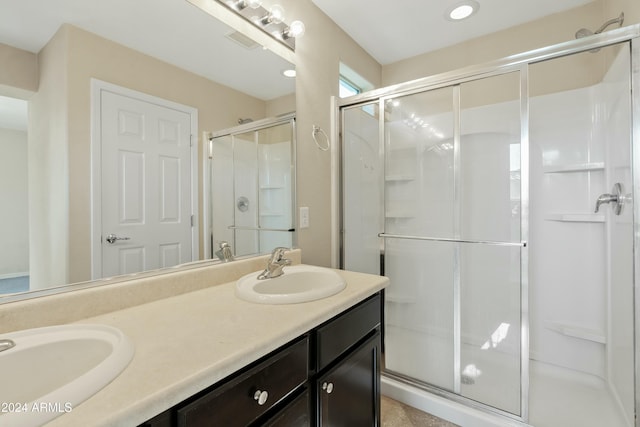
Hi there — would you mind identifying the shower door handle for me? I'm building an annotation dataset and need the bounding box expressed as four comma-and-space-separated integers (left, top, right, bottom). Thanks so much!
594, 183, 624, 215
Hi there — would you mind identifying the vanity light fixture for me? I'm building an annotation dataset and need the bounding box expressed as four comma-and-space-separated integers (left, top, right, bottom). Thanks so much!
227, 0, 262, 11
446, 0, 479, 21
215, 0, 305, 50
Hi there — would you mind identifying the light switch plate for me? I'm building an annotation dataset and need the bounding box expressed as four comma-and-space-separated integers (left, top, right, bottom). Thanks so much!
299, 207, 309, 228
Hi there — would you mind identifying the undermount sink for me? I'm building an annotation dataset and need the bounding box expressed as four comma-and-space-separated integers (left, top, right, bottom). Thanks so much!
236, 265, 346, 304
0, 324, 134, 426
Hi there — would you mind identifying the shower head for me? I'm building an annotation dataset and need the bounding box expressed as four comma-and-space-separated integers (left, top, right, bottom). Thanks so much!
575, 28, 593, 39
575, 12, 624, 39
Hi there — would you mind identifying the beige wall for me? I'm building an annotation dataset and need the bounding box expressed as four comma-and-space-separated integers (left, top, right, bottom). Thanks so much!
382, 1, 640, 87
29, 28, 69, 290
0, 128, 29, 277
275, 0, 382, 267
0, 43, 38, 99
606, 0, 640, 26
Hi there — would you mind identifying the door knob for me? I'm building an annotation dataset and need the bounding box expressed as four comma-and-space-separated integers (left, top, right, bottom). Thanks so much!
105, 234, 131, 244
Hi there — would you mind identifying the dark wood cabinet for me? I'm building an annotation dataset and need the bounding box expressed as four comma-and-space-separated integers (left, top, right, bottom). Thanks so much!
314, 293, 382, 427
263, 389, 311, 427
177, 336, 308, 426
317, 333, 381, 427
139, 292, 382, 427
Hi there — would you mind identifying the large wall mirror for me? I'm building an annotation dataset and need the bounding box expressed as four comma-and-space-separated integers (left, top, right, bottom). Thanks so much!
0, 0, 296, 302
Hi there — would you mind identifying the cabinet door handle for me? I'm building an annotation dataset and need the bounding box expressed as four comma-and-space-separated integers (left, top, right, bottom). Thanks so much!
253, 390, 269, 405
322, 382, 334, 394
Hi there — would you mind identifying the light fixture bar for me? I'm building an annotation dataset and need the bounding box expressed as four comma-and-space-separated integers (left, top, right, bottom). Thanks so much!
215, 0, 303, 51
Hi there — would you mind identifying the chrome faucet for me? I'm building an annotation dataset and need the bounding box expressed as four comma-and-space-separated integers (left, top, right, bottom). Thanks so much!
215, 241, 235, 262
0, 339, 15, 353
257, 247, 291, 280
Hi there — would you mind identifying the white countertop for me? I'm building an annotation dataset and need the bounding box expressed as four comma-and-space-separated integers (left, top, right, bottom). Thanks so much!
44, 267, 387, 426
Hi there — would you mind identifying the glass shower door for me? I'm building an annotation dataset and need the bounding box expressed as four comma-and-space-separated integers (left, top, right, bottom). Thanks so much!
381, 71, 525, 416
383, 86, 457, 393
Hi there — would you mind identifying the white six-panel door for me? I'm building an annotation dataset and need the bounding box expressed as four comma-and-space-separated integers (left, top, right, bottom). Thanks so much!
94, 82, 196, 278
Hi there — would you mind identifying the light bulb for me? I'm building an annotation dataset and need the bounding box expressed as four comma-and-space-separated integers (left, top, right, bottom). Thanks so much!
268, 5, 285, 24
246, 0, 262, 8
284, 20, 305, 38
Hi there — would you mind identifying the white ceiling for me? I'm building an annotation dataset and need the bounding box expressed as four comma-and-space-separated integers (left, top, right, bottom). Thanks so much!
0, 0, 295, 101
311, 0, 595, 64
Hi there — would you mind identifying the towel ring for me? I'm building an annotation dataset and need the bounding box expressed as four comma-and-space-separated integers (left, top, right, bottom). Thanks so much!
312, 125, 330, 151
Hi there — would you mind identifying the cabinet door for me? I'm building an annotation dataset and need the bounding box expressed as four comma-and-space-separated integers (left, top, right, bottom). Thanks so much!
263, 389, 311, 427
317, 332, 381, 427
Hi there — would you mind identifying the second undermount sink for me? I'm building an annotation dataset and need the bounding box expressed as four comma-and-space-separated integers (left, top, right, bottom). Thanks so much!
236, 265, 346, 304
0, 324, 134, 426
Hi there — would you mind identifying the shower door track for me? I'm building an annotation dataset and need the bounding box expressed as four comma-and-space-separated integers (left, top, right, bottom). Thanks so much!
378, 233, 527, 247
383, 370, 530, 426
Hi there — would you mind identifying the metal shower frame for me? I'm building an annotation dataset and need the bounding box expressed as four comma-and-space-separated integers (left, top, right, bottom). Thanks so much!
337, 24, 640, 425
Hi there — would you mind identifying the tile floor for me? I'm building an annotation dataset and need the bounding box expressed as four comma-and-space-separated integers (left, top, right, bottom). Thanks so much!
381, 396, 460, 427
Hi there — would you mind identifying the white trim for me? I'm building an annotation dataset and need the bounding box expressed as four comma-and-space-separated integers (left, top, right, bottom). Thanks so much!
202, 130, 213, 260
330, 95, 340, 268
90, 79, 199, 280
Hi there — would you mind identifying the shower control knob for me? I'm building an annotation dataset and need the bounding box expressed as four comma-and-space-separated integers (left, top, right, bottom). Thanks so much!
322, 382, 334, 394
253, 390, 269, 405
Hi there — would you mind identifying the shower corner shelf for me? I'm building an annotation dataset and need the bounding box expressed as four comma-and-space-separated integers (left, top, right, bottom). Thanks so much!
385, 211, 415, 219
543, 162, 604, 173
544, 213, 605, 223
385, 174, 416, 182
259, 211, 284, 217
385, 293, 416, 304
545, 321, 606, 344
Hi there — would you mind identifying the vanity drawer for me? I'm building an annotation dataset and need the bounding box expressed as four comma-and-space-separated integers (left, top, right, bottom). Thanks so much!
177, 336, 308, 427
315, 293, 381, 370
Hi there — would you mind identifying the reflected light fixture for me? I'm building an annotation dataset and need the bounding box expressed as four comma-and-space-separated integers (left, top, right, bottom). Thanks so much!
446, 0, 479, 21
283, 20, 305, 39
215, 0, 305, 50
227, 0, 262, 11
261, 4, 285, 25
282, 69, 296, 78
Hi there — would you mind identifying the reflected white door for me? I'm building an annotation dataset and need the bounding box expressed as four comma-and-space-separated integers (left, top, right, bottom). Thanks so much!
99, 88, 195, 278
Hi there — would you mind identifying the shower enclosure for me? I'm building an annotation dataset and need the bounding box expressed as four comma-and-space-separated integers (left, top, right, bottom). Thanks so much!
340, 26, 639, 426
207, 114, 296, 259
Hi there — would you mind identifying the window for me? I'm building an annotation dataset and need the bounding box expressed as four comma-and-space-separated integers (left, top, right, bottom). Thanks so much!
339, 77, 361, 98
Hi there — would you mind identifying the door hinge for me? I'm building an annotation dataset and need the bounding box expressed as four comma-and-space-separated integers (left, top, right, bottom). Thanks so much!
190, 135, 194, 147
191, 215, 194, 227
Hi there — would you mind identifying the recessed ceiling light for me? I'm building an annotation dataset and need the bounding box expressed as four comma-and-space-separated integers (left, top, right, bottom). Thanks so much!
282, 69, 296, 78
446, 1, 479, 21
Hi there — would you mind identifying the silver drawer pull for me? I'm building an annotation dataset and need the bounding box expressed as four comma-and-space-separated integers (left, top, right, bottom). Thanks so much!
322, 382, 334, 394
253, 390, 269, 405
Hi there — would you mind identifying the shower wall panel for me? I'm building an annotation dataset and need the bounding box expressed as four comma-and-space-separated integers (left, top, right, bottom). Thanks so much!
529, 82, 607, 378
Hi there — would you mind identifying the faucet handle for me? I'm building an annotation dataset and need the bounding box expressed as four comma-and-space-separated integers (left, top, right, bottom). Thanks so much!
270, 247, 290, 261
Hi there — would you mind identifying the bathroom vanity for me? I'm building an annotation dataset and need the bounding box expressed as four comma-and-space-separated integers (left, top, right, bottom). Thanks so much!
0, 253, 387, 427
142, 293, 382, 426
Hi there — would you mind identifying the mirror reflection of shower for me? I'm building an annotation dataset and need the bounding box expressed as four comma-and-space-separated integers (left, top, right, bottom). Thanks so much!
207, 114, 296, 260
